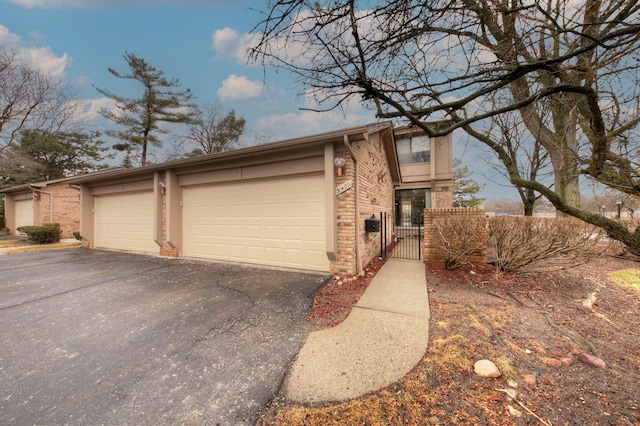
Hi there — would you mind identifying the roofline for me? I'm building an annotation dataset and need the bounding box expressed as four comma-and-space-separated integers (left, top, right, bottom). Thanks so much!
0, 167, 127, 194
65, 121, 394, 184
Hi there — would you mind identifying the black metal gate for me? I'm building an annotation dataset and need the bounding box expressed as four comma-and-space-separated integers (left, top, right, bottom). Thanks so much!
380, 210, 423, 260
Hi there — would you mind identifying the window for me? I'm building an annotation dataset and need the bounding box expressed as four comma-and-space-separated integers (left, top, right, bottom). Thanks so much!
396, 135, 430, 165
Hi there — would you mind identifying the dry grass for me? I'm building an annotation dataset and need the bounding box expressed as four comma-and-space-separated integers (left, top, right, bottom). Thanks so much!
258, 304, 519, 426
0, 239, 29, 248
0, 241, 81, 253
608, 269, 640, 296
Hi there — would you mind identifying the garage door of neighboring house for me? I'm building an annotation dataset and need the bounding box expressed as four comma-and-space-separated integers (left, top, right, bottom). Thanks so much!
94, 191, 157, 253
182, 173, 329, 272
14, 199, 34, 229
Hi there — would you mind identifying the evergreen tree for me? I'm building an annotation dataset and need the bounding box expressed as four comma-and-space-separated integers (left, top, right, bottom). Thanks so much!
18, 129, 111, 180
95, 52, 197, 166
453, 158, 485, 208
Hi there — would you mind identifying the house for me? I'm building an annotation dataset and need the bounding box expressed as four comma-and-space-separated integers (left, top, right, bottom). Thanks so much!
2, 122, 452, 275
1, 177, 81, 239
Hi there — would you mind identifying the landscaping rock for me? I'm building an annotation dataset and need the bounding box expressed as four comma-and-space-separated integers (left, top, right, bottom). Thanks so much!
507, 404, 523, 418
522, 374, 537, 387
540, 357, 564, 368
577, 352, 607, 369
473, 359, 501, 378
561, 357, 573, 366
504, 388, 517, 400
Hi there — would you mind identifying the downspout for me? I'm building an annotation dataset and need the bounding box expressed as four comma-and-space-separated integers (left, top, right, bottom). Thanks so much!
29, 186, 53, 223
344, 135, 363, 276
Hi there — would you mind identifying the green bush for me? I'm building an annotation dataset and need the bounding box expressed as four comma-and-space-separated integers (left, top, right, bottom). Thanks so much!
17, 226, 61, 244
73, 231, 82, 241
0, 215, 5, 229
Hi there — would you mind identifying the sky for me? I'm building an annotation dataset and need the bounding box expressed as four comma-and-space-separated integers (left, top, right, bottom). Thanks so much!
0, 0, 517, 200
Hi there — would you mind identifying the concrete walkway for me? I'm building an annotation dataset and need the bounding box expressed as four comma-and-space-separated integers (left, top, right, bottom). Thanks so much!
285, 258, 430, 403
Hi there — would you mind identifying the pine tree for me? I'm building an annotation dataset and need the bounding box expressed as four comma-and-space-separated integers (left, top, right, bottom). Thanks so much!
95, 52, 196, 166
453, 159, 485, 208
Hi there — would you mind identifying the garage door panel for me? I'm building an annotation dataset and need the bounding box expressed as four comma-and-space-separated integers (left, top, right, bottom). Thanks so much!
94, 191, 156, 253
182, 173, 328, 271
14, 200, 34, 229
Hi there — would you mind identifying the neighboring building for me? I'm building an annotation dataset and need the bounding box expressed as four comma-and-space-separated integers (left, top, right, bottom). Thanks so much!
0, 177, 81, 239
1, 122, 452, 275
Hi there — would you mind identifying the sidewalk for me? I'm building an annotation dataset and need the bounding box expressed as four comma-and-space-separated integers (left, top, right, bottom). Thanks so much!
284, 258, 430, 403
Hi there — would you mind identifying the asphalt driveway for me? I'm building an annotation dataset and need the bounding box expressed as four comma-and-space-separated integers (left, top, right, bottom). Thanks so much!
0, 248, 328, 425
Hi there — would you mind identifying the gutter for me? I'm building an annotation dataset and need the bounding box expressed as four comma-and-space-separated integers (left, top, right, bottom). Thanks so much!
29, 185, 54, 223
343, 135, 363, 276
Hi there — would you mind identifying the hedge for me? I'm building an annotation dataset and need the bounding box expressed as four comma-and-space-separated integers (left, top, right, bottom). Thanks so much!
17, 226, 61, 244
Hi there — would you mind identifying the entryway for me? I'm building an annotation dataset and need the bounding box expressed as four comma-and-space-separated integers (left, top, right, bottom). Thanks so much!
380, 211, 423, 260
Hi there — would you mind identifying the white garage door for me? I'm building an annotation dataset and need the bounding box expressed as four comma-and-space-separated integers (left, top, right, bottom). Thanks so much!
182, 173, 329, 272
94, 191, 157, 253
14, 199, 34, 229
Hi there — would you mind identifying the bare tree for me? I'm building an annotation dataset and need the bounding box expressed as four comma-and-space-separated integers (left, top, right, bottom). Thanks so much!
0, 45, 76, 151
181, 103, 246, 156
481, 102, 550, 216
251, 0, 640, 254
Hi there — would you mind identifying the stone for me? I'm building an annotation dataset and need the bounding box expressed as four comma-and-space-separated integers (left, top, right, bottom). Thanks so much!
474, 359, 501, 378
540, 357, 564, 368
507, 404, 522, 417
561, 357, 573, 366
522, 374, 537, 387
504, 388, 517, 400
507, 379, 518, 389
577, 352, 607, 369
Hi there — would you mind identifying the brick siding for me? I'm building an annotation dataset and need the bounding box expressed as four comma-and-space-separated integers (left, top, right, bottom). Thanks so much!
37, 184, 81, 239
330, 133, 394, 276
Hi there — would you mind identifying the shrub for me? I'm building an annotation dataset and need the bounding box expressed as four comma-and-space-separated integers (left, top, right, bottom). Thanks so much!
488, 216, 610, 272
17, 226, 61, 244
431, 215, 487, 269
73, 231, 82, 241
0, 215, 5, 229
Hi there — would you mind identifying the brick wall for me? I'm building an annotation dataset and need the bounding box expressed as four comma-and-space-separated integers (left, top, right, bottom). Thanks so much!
330, 132, 394, 276
423, 207, 487, 265
434, 186, 453, 209
331, 146, 357, 276
37, 184, 81, 239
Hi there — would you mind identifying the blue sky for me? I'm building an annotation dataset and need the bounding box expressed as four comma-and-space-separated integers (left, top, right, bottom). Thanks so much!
0, 0, 516, 200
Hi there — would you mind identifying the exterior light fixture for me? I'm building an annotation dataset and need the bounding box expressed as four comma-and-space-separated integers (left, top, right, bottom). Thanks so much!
159, 181, 166, 195
616, 200, 622, 219
334, 157, 346, 177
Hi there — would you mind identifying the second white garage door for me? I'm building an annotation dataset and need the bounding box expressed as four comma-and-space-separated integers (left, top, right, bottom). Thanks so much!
14, 199, 34, 229
94, 191, 157, 253
182, 173, 329, 272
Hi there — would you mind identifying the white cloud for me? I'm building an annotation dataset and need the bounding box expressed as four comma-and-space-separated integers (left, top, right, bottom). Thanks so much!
72, 97, 117, 123
211, 27, 260, 64
0, 25, 21, 44
17, 46, 70, 77
256, 108, 373, 141
0, 25, 71, 77
217, 74, 263, 101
